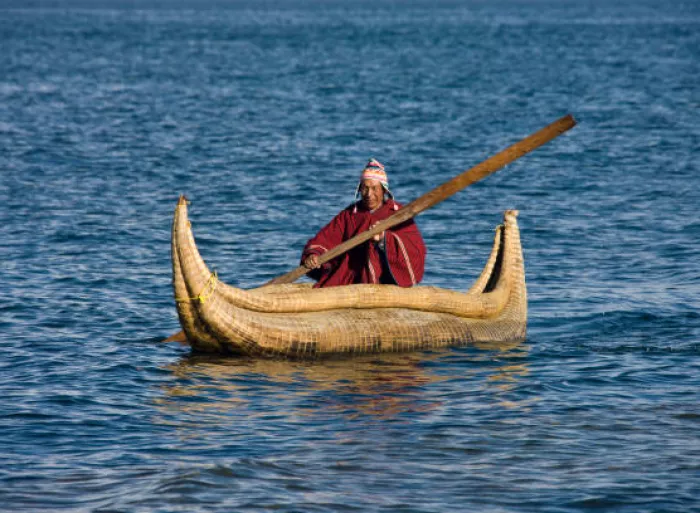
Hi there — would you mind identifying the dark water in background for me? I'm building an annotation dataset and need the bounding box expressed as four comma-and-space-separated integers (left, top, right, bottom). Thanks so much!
1, 1, 699, 511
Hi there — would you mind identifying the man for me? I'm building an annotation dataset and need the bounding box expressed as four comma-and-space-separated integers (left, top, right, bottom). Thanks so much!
301, 159, 426, 288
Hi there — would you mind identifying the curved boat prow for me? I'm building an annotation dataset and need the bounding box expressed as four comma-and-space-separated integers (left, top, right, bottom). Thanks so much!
172, 196, 226, 352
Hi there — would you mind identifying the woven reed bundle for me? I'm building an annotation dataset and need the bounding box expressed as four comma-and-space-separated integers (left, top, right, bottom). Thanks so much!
172, 197, 527, 358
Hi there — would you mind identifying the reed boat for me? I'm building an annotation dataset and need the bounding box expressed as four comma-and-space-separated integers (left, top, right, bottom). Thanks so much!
172, 196, 527, 358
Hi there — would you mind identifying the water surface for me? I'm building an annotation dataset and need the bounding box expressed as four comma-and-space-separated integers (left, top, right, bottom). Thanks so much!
1, 1, 699, 511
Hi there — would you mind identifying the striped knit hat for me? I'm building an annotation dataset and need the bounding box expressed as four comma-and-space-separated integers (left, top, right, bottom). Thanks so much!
360, 158, 388, 189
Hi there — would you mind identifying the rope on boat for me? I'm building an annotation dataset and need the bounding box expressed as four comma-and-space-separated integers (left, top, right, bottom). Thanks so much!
176, 271, 218, 304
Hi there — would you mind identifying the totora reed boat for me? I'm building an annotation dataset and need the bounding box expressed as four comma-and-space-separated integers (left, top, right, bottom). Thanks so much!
172, 196, 527, 358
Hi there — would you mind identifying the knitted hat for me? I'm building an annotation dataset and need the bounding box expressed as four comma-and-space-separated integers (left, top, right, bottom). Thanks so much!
360, 158, 388, 189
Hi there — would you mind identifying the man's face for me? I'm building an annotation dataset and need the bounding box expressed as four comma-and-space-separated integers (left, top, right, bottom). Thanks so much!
359, 179, 385, 211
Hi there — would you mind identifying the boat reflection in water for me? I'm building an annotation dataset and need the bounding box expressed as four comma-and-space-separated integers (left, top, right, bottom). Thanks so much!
155, 340, 530, 425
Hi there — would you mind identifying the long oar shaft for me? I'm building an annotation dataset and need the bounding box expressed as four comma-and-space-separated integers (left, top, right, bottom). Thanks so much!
265, 113, 576, 286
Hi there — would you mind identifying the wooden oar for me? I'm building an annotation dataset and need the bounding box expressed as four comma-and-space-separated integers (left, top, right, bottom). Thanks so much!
163, 113, 576, 343
266, 113, 576, 285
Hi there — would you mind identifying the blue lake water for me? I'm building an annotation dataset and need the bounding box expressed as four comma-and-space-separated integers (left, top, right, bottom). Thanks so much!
1, 1, 699, 511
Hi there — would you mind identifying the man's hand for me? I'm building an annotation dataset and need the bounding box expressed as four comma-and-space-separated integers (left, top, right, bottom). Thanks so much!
371, 222, 385, 243
303, 254, 321, 269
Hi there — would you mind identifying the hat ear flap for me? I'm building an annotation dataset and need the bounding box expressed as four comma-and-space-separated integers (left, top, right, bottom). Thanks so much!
383, 187, 399, 210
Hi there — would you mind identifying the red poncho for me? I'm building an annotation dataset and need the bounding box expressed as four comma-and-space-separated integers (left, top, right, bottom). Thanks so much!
301, 199, 426, 288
